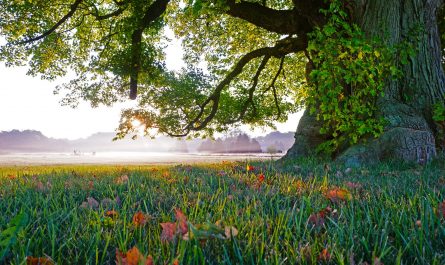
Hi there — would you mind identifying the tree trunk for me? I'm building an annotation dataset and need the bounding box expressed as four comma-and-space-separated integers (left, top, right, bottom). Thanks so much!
285, 0, 445, 166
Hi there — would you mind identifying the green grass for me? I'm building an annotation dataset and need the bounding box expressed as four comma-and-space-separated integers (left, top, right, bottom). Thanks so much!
0, 159, 444, 264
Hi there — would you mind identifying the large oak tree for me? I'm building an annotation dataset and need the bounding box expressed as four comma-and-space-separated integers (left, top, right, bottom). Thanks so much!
1, 0, 444, 165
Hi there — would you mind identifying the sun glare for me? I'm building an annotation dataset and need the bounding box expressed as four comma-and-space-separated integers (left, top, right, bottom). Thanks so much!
131, 119, 145, 136
131, 119, 142, 128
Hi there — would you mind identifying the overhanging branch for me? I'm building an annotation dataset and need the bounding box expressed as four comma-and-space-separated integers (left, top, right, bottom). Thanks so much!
16, 0, 83, 45
163, 37, 306, 137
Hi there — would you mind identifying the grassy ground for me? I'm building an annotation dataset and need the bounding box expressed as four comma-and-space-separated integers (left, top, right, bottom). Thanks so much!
0, 158, 444, 264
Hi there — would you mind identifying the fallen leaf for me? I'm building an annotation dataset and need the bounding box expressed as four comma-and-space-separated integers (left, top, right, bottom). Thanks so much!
116, 175, 129, 184
175, 208, 188, 235
325, 188, 352, 203
172, 259, 179, 265
308, 207, 334, 228
160, 222, 177, 242
318, 248, 331, 262
80, 197, 99, 209
26, 256, 54, 265
257, 173, 265, 183
224, 226, 238, 239
106, 210, 118, 218
345, 182, 362, 189
116, 247, 153, 265
132, 212, 147, 227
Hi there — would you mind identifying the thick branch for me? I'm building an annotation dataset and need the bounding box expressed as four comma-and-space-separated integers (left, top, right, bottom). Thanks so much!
16, 0, 83, 44
225, 0, 302, 34
129, 0, 170, 100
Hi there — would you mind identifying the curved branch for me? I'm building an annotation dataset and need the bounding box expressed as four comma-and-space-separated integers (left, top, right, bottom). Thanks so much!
16, 0, 83, 44
225, 0, 313, 35
175, 37, 306, 136
224, 55, 271, 124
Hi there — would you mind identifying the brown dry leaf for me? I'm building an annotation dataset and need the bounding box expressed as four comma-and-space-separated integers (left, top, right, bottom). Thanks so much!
325, 188, 352, 203
116, 175, 129, 185
224, 226, 239, 239
26, 256, 54, 265
308, 207, 333, 228
80, 197, 99, 209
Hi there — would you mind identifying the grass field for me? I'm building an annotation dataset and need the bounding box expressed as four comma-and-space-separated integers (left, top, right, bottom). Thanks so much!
0, 159, 445, 264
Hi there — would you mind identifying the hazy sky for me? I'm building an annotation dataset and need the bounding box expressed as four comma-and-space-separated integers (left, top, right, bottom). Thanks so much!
0, 32, 302, 140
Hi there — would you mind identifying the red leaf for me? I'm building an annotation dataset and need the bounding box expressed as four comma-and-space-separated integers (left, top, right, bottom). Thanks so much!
174, 208, 188, 235
160, 222, 177, 242
257, 173, 265, 183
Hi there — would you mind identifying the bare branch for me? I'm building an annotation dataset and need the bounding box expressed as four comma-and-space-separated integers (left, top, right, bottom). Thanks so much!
16, 0, 83, 45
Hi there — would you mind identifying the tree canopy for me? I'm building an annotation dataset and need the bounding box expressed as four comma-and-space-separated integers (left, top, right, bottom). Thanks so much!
0, 0, 317, 138
1, 0, 445, 162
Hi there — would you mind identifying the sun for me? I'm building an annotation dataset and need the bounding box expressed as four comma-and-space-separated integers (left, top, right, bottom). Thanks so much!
131, 119, 142, 128
131, 119, 145, 136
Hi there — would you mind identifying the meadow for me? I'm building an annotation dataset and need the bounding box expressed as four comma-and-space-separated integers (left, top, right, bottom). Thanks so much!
0, 158, 445, 265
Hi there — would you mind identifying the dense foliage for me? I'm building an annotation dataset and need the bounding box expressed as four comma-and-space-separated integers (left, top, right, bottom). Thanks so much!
305, 1, 419, 154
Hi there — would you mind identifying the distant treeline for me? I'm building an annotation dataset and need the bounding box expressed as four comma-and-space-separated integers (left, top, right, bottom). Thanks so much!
197, 133, 262, 153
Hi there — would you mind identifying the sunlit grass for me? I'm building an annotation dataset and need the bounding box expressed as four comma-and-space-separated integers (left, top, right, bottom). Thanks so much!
0, 159, 444, 264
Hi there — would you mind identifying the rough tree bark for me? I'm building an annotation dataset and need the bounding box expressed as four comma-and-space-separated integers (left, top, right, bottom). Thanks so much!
285, 0, 445, 166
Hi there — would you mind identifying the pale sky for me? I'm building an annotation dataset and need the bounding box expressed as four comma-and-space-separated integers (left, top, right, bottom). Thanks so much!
0, 32, 302, 140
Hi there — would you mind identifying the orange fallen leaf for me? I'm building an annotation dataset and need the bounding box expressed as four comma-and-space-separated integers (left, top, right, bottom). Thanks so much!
318, 248, 331, 262
324, 188, 352, 203
26, 256, 54, 265
116, 247, 153, 265
172, 259, 179, 265
106, 210, 118, 218
132, 211, 147, 227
